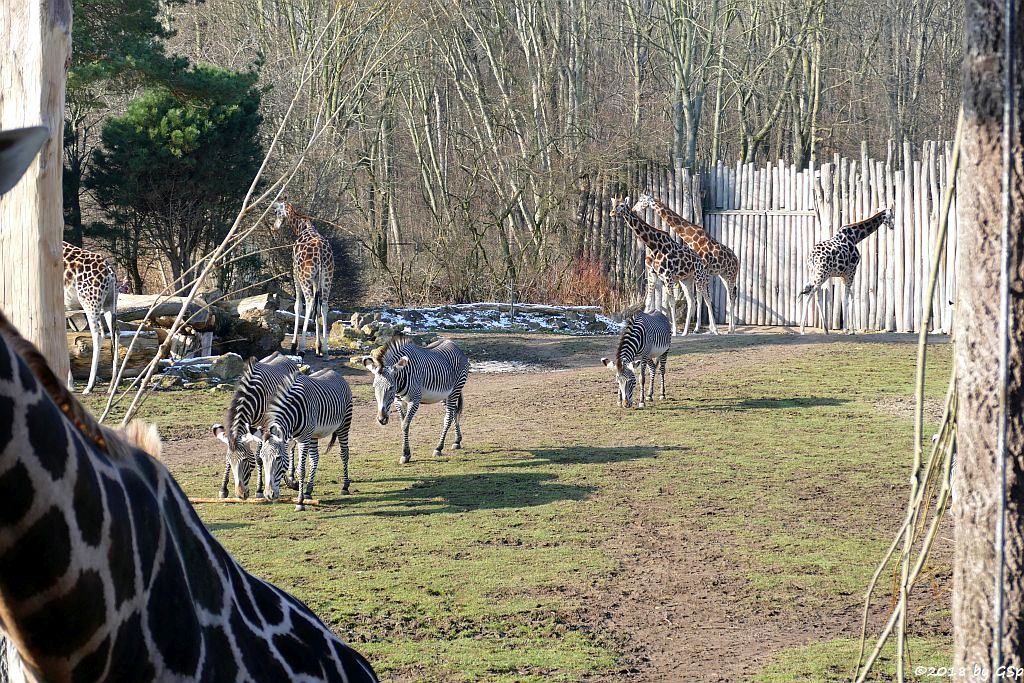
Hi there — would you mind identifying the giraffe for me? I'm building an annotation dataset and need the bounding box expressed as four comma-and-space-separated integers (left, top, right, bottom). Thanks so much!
609, 197, 718, 336
0, 310, 379, 682
274, 200, 335, 359
62, 242, 119, 395
798, 208, 894, 334
0, 128, 379, 681
633, 193, 740, 333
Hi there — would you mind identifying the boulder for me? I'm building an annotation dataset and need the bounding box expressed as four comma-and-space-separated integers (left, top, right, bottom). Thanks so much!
151, 374, 183, 390
209, 353, 246, 382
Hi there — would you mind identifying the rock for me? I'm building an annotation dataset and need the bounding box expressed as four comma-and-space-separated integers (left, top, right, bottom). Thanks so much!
151, 374, 183, 390
360, 324, 375, 337
298, 364, 312, 375
372, 313, 381, 322
217, 310, 286, 359
214, 383, 235, 393
209, 353, 246, 382
350, 312, 363, 329
188, 379, 215, 390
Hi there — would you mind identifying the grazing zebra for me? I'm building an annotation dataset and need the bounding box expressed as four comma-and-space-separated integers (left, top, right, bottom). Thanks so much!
255, 368, 354, 511
211, 352, 298, 499
363, 333, 470, 464
601, 308, 672, 408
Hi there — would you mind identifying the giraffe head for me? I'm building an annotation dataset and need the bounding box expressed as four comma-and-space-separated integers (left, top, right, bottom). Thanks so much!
632, 192, 656, 214
0, 126, 48, 196
609, 196, 632, 218
600, 357, 637, 408
882, 206, 895, 229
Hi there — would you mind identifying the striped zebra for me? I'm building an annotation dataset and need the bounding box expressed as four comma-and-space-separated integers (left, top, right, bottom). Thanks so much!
212, 352, 298, 498
363, 333, 470, 464
601, 308, 672, 408
255, 368, 354, 511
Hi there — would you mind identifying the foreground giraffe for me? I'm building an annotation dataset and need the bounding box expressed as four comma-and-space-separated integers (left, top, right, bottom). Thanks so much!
633, 193, 740, 333
609, 197, 718, 335
799, 208, 894, 334
62, 242, 119, 394
0, 127, 378, 682
274, 200, 335, 358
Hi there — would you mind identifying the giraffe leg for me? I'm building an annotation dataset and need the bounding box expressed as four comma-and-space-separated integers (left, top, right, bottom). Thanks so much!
678, 281, 696, 336
692, 288, 701, 334
843, 279, 856, 335
299, 292, 314, 354
723, 274, 738, 334
104, 307, 118, 392
83, 311, 103, 394
290, 290, 303, 354
819, 286, 829, 334
799, 287, 812, 335
699, 278, 719, 335
319, 285, 330, 358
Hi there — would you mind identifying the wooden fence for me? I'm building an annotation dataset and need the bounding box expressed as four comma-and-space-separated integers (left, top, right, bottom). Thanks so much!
577, 141, 959, 332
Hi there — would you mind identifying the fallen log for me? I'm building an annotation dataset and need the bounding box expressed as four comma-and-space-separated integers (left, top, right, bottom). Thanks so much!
188, 497, 321, 505
218, 292, 281, 317
116, 293, 215, 330
68, 331, 159, 380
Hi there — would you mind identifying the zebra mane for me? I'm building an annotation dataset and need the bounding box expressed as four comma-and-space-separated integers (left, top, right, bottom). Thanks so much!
381, 332, 412, 364
225, 357, 260, 451
264, 370, 301, 430
613, 307, 644, 371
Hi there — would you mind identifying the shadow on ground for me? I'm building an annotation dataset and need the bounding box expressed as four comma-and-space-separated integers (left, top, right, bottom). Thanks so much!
666, 396, 849, 411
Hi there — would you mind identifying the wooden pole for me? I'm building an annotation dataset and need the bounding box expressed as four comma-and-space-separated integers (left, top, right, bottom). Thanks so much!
0, 0, 72, 378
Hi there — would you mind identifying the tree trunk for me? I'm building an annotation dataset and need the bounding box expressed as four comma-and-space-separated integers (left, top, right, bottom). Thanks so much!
0, 0, 72, 380
953, 0, 1024, 674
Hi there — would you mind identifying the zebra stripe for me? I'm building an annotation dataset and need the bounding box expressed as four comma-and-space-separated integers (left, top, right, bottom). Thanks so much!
259, 368, 354, 511
212, 352, 297, 498
602, 310, 672, 408
365, 333, 470, 464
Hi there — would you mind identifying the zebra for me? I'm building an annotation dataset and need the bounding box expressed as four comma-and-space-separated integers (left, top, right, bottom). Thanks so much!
601, 308, 672, 408
211, 352, 297, 499
363, 332, 470, 464
255, 368, 354, 511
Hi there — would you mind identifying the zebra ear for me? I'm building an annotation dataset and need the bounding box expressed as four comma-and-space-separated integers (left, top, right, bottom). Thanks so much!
212, 424, 229, 444
395, 356, 410, 369
601, 357, 613, 368
269, 425, 285, 443
361, 356, 378, 373
243, 427, 264, 444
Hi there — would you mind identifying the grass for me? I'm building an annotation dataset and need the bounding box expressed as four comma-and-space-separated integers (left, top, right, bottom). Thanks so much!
82, 333, 954, 681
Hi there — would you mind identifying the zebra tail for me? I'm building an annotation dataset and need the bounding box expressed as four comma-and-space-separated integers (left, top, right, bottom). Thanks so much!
454, 392, 464, 417
325, 433, 338, 452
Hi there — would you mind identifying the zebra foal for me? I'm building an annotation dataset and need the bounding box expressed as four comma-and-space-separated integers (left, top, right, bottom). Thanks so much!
601, 309, 672, 408
255, 368, 354, 511
211, 352, 297, 498
363, 333, 470, 464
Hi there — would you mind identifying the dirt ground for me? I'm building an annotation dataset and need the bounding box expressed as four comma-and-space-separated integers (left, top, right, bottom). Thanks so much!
157, 327, 951, 681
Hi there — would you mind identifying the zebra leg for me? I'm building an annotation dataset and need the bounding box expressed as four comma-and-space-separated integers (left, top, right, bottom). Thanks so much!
338, 406, 353, 494
295, 441, 308, 512
636, 362, 647, 409
434, 397, 459, 457
220, 460, 231, 499
303, 441, 321, 498
659, 352, 668, 400
400, 399, 420, 464
646, 358, 656, 402
254, 456, 265, 499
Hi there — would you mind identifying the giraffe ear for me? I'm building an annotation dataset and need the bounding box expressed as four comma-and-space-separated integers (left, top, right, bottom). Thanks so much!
0, 126, 48, 197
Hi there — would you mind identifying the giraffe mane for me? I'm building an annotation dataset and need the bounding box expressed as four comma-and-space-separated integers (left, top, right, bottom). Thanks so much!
0, 311, 163, 461
0, 311, 110, 452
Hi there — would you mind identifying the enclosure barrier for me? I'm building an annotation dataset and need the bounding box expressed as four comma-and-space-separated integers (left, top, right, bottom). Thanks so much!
578, 141, 958, 333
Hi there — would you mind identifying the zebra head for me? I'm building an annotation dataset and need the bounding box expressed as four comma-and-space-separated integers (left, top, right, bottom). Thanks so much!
253, 424, 289, 500
212, 423, 261, 498
601, 357, 637, 408
363, 355, 409, 425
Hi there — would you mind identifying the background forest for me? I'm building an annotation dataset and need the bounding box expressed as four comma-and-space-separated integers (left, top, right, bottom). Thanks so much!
65, 0, 964, 307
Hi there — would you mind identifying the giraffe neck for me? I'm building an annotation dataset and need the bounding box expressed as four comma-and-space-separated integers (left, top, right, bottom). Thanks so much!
618, 207, 667, 252
840, 210, 887, 243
